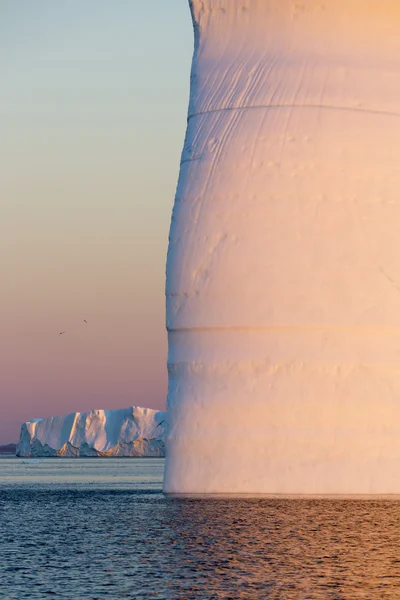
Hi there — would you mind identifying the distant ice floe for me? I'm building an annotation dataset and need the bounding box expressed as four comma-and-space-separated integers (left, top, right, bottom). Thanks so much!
17, 406, 166, 458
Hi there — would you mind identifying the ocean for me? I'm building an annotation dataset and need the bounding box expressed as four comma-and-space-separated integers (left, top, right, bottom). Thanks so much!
1, 458, 400, 599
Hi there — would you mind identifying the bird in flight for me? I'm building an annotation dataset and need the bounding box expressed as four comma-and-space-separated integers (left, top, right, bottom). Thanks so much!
59, 321, 87, 335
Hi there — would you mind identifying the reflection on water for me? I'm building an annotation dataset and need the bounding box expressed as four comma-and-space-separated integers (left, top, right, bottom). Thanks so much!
2, 458, 400, 599
167, 497, 400, 599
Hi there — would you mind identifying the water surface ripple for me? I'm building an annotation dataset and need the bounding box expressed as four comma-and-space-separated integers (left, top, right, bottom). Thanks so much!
2, 458, 400, 599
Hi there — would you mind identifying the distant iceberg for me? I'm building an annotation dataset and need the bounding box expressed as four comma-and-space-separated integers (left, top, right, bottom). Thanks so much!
17, 406, 166, 458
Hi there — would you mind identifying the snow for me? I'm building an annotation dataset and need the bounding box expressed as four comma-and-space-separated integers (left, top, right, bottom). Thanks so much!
17, 407, 166, 457
164, 1, 400, 493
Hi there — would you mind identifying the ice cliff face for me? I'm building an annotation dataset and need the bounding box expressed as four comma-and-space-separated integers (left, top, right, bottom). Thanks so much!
164, 0, 400, 494
17, 407, 166, 457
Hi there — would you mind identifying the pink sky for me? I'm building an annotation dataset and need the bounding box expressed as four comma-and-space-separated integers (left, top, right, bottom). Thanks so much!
0, 1, 192, 443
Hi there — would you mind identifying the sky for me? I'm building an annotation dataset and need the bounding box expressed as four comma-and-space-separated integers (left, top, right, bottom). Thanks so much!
0, 1, 193, 443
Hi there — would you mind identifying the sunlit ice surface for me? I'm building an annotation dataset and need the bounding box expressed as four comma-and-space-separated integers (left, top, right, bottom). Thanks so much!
164, 0, 400, 494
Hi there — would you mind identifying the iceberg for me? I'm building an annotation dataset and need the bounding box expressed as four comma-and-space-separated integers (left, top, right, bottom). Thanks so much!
17, 406, 166, 458
164, 0, 400, 494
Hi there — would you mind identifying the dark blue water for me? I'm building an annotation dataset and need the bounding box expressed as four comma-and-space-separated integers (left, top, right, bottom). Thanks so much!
2, 458, 400, 599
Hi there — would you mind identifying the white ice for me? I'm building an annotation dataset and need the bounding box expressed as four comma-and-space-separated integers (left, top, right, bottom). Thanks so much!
164, 0, 400, 494
17, 406, 166, 457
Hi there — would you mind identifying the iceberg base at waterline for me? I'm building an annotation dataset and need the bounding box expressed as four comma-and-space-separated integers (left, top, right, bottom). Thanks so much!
17, 406, 166, 458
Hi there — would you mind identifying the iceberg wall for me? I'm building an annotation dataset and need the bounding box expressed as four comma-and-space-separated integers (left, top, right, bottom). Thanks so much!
17, 406, 166, 457
164, 0, 400, 494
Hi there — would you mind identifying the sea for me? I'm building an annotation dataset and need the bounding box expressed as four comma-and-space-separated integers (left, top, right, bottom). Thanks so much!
2, 457, 400, 599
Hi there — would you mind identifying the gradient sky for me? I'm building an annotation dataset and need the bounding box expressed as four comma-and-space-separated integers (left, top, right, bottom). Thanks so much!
0, 1, 193, 443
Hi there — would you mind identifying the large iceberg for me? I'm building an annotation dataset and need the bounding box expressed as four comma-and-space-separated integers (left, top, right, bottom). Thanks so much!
17, 406, 166, 457
164, 0, 400, 494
